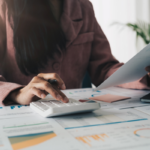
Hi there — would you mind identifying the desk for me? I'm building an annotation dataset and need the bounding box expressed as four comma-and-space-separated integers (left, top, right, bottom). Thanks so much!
1, 87, 150, 150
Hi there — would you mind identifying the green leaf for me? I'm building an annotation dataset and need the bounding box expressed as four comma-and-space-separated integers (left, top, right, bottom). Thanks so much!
112, 21, 150, 44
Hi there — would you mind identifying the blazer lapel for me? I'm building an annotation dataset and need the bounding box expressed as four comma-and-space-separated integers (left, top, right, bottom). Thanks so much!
61, 0, 83, 47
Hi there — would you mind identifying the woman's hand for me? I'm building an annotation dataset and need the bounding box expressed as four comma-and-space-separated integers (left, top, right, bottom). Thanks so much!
8, 73, 69, 105
145, 66, 150, 85
145, 66, 150, 77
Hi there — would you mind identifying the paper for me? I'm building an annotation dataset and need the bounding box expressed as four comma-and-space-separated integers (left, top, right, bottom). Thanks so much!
0, 116, 85, 150
62, 88, 102, 100
0, 87, 150, 150
42, 87, 150, 110
0, 129, 12, 150
54, 108, 149, 129
44, 88, 111, 109
0, 105, 36, 119
44, 88, 101, 101
101, 87, 150, 109
96, 44, 150, 90
89, 94, 131, 103
68, 120, 150, 150
135, 106, 150, 115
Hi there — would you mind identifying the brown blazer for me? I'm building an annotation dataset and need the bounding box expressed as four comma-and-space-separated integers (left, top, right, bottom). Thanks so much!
0, 0, 149, 105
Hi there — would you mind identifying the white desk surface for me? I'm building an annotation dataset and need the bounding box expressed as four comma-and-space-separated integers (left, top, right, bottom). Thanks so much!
1, 87, 150, 150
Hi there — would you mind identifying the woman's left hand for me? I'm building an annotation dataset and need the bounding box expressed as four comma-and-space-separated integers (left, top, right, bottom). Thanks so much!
145, 66, 150, 76
145, 66, 150, 84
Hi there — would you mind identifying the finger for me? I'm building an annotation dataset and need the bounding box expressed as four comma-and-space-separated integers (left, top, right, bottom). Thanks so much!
37, 73, 66, 90
145, 66, 150, 72
53, 86, 69, 103
31, 87, 46, 99
32, 77, 69, 102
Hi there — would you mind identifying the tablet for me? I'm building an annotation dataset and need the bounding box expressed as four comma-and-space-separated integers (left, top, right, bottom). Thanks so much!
140, 93, 150, 103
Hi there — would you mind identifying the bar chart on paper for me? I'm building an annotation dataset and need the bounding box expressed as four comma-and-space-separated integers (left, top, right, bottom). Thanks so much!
76, 133, 109, 147
69, 121, 150, 150
2, 117, 85, 150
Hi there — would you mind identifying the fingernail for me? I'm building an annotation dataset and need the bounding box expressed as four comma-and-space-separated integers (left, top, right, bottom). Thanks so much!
41, 94, 45, 99
61, 84, 66, 90
64, 97, 69, 103
56, 95, 62, 100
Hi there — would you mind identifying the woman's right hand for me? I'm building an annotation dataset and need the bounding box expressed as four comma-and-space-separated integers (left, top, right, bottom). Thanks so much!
8, 73, 69, 105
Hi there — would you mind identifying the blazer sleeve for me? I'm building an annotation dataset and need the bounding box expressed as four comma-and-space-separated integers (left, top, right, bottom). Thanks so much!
0, 1, 23, 106
87, 2, 123, 87
88, 2, 150, 90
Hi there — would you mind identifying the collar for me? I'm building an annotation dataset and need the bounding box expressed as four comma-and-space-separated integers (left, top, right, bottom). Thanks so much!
61, 0, 83, 47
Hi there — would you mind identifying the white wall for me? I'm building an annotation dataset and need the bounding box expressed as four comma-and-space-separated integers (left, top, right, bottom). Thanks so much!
136, 0, 150, 51
90, 0, 150, 63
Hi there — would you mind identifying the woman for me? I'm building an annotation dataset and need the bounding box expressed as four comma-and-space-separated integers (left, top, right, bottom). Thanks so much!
0, 0, 149, 106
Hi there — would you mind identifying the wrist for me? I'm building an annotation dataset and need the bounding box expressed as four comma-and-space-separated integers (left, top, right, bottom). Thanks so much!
7, 88, 22, 103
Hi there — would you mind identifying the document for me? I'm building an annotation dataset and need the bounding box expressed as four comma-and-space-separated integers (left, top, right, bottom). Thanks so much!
45, 88, 111, 108
62, 88, 102, 100
0, 129, 12, 150
0, 105, 36, 119
0, 116, 85, 150
45, 88, 99, 100
101, 87, 150, 109
60, 87, 150, 109
135, 106, 150, 115
54, 108, 149, 129
68, 120, 150, 150
96, 44, 150, 90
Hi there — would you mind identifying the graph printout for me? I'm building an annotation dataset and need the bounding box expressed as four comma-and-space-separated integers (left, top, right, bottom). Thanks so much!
69, 120, 150, 150
8, 131, 57, 150
0, 116, 85, 150
47, 88, 102, 101
54, 108, 149, 129
61, 87, 150, 109
39, 87, 150, 109
135, 106, 150, 115
0, 129, 12, 150
0, 105, 36, 119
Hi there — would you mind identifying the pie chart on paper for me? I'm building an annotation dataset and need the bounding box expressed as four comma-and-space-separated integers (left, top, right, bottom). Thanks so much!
134, 128, 150, 138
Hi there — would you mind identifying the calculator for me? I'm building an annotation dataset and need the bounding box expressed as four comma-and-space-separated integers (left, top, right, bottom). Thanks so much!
30, 98, 100, 117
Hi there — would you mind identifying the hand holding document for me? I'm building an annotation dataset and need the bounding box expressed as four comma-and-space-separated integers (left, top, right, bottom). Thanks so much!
96, 44, 150, 90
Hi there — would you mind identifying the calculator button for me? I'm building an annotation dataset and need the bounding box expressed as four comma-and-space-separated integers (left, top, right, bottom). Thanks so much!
50, 100, 61, 103
41, 101, 56, 107
51, 101, 63, 107
65, 103, 75, 106
32, 102, 49, 111
72, 102, 79, 105
57, 103, 67, 107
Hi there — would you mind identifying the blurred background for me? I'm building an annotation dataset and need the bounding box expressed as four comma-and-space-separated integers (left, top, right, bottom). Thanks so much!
90, 0, 150, 63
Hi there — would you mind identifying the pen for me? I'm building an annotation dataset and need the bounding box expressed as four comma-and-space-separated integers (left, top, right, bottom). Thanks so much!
48, 79, 57, 84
